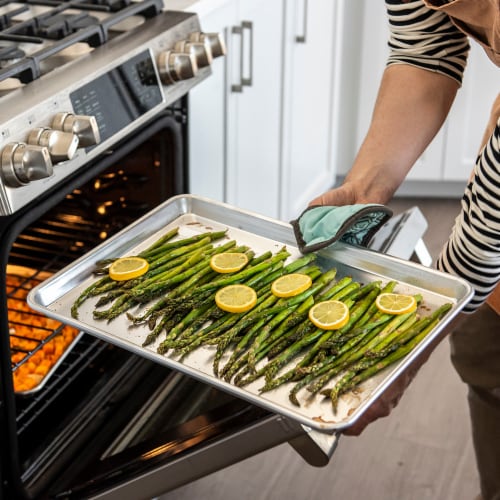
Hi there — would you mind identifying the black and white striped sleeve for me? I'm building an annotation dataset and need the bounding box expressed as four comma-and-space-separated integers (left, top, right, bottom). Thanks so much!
436, 119, 500, 313
385, 0, 470, 85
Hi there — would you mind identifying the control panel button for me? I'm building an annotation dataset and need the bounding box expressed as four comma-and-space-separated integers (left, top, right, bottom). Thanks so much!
174, 40, 213, 68
27, 127, 79, 162
52, 113, 101, 147
1, 143, 53, 187
188, 32, 226, 58
157, 51, 198, 85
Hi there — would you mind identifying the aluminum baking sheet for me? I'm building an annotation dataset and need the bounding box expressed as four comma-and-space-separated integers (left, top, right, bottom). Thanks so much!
27, 194, 473, 433
15, 331, 84, 396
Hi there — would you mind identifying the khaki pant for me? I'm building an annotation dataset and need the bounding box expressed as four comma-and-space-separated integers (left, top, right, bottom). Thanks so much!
449, 304, 500, 500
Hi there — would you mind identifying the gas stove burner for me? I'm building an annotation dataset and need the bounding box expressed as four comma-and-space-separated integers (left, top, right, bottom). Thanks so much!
37, 13, 100, 39
94, 0, 132, 12
0, 42, 25, 66
0, 4, 30, 30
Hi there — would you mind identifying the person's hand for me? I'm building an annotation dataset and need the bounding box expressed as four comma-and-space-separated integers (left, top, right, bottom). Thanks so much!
342, 361, 422, 436
308, 184, 357, 208
343, 314, 464, 436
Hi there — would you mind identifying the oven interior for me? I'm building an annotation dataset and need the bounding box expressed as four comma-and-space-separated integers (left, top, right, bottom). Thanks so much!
1, 103, 272, 500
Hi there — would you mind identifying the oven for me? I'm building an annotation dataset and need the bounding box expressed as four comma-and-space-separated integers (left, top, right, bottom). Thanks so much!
0, 2, 339, 499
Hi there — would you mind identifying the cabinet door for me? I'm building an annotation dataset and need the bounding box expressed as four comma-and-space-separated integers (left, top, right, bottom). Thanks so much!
188, 2, 238, 202
225, 0, 284, 219
279, 0, 338, 221
442, 43, 499, 181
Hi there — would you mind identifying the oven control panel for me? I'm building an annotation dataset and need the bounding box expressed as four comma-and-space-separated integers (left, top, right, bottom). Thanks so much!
0, 11, 225, 216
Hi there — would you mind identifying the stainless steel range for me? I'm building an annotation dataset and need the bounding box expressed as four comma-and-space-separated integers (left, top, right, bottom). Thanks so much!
0, 0, 224, 215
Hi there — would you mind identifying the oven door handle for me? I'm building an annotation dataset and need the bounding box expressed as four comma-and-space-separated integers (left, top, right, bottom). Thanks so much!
288, 426, 340, 466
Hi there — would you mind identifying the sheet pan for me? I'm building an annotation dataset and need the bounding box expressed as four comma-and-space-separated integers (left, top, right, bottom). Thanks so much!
27, 195, 473, 432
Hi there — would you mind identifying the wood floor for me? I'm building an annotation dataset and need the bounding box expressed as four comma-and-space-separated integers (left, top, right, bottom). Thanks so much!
160, 197, 480, 500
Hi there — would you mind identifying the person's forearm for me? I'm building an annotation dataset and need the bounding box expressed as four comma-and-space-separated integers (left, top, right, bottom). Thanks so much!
343, 64, 459, 204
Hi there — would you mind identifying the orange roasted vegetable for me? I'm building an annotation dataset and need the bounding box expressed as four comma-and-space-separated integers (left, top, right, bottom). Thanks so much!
8, 274, 79, 393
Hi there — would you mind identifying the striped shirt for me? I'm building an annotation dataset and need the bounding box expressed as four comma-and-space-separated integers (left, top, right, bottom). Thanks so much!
436, 122, 500, 312
386, 0, 470, 85
385, 0, 500, 313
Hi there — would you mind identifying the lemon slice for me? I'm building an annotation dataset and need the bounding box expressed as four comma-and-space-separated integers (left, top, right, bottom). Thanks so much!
109, 257, 149, 281
375, 293, 417, 315
271, 273, 313, 298
210, 252, 249, 273
215, 284, 257, 313
308, 300, 350, 330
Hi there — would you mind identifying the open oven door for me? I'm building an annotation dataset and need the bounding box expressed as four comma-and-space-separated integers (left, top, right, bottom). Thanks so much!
16, 340, 339, 500
1, 107, 340, 500
47, 361, 340, 500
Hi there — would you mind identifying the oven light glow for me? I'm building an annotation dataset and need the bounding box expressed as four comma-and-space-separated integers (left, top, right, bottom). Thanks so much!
97, 201, 113, 215
60, 214, 85, 224
100, 231, 108, 240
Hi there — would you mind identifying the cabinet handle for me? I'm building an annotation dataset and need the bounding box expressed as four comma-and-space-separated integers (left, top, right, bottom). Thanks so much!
240, 21, 253, 87
231, 21, 253, 92
231, 24, 243, 92
295, 0, 308, 43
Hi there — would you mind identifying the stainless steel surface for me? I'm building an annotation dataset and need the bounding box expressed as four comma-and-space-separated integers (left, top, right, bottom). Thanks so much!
295, 0, 309, 43
0, 11, 215, 215
188, 32, 227, 58
174, 39, 213, 68
240, 21, 253, 87
16, 331, 84, 397
157, 51, 198, 84
1, 143, 53, 187
230, 21, 253, 92
51, 113, 101, 148
27, 195, 473, 434
88, 413, 311, 500
27, 127, 79, 162
288, 426, 340, 467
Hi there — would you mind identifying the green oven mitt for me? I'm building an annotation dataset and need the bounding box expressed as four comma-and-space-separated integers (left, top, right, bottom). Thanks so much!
291, 204, 393, 254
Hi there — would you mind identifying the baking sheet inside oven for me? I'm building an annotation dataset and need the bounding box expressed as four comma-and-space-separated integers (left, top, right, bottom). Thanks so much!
27, 195, 473, 432
8, 266, 83, 395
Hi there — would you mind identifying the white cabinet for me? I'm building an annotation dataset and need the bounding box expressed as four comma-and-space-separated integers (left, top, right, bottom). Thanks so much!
189, 1, 349, 220
443, 43, 499, 181
188, 0, 284, 219
279, 0, 339, 221
225, 0, 284, 219
188, 1, 237, 203
349, 0, 498, 195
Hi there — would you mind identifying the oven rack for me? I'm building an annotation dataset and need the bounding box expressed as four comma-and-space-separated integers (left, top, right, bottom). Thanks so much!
8, 269, 65, 367
8, 163, 156, 397
7, 188, 130, 386
15, 334, 106, 435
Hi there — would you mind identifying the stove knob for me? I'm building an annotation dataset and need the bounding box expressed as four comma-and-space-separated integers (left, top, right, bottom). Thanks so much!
52, 113, 101, 147
157, 51, 198, 85
174, 40, 213, 68
1, 143, 53, 187
27, 127, 79, 162
188, 32, 226, 58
